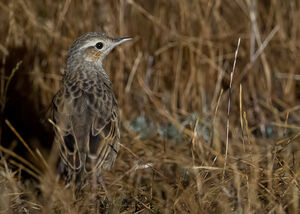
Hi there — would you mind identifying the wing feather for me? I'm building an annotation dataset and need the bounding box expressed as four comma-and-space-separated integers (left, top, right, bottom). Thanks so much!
52, 72, 120, 176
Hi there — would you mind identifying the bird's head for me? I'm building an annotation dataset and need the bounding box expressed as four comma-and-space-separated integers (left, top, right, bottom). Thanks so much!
67, 32, 131, 67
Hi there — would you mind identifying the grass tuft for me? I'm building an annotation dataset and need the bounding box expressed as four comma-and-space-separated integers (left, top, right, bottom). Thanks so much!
0, 0, 300, 213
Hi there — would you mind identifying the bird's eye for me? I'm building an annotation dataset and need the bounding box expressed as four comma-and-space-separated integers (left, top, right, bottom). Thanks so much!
95, 42, 104, 50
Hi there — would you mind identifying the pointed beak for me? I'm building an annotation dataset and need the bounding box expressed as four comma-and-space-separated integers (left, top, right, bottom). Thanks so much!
113, 37, 132, 47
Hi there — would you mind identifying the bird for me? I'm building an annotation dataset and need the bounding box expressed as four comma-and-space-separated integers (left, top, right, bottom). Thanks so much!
50, 32, 131, 189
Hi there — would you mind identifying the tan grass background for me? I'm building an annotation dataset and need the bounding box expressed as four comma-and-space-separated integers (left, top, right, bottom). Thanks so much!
0, 0, 300, 213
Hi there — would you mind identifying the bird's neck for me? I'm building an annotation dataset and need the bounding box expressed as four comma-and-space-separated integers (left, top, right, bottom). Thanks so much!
65, 59, 111, 84
66, 50, 110, 79
98, 65, 110, 82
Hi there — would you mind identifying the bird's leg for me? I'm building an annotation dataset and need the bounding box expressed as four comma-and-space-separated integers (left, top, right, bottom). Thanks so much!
87, 171, 98, 213
88, 171, 110, 212
97, 172, 110, 200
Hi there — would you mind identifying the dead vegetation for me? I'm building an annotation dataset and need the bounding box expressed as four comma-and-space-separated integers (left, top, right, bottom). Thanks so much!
0, 0, 300, 213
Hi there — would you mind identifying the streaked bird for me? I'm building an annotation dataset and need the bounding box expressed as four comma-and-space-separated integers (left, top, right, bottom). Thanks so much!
51, 32, 131, 188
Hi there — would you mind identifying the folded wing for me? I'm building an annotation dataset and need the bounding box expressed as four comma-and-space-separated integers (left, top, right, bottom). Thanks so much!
52, 74, 120, 177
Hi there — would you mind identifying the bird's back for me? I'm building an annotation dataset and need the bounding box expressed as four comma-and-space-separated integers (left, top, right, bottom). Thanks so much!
52, 65, 120, 180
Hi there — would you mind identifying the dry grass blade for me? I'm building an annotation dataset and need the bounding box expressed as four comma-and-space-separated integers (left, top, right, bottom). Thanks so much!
125, 51, 142, 93
5, 120, 39, 163
3, 61, 22, 99
223, 38, 241, 178
0, 145, 41, 175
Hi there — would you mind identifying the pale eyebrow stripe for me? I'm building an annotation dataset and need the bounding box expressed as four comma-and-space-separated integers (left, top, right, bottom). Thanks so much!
78, 40, 99, 50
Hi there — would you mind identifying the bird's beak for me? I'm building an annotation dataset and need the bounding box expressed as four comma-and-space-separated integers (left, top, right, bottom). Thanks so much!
113, 37, 132, 47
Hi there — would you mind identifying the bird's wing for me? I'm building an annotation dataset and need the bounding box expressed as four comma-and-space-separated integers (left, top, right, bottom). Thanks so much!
83, 78, 120, 171
52, 76, 120, 173
52, 85, 88, 172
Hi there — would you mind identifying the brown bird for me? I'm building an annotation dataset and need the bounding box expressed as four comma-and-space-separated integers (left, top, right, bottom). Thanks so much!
51, 32, 131, 187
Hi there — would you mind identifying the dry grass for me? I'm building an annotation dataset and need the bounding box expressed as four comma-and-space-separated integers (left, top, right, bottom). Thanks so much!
0, 0, 300, 213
